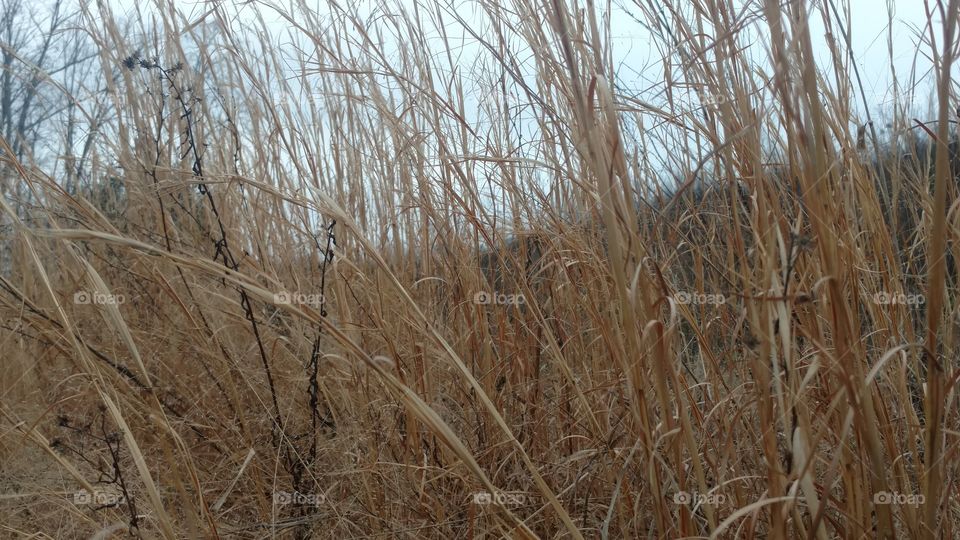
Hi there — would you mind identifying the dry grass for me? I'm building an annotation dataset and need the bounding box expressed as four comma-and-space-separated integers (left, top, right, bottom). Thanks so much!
1, 0, 960, 538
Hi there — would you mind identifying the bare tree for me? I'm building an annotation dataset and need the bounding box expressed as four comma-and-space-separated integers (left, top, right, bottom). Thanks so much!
0, 0, 102, 194
0, 0, 107, 276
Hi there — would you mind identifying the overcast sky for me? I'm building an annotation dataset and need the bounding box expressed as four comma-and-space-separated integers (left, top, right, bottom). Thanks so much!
111, 0, 946, 124
100, 0, 956, 188
606, 0, 943, 114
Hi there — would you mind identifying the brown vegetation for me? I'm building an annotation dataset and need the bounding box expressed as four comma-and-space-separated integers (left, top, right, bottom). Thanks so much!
2, 0, 960, 538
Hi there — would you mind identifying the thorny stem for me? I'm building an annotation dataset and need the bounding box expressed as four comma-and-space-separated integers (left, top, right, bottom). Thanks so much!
124, 54, 283, 446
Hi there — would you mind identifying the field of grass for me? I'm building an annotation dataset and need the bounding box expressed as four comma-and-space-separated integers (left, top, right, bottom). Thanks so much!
2, 0, 960, 538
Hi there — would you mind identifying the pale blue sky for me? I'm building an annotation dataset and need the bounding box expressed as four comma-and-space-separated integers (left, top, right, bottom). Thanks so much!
96, 0, 955, 206
101, 0, 945, 127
